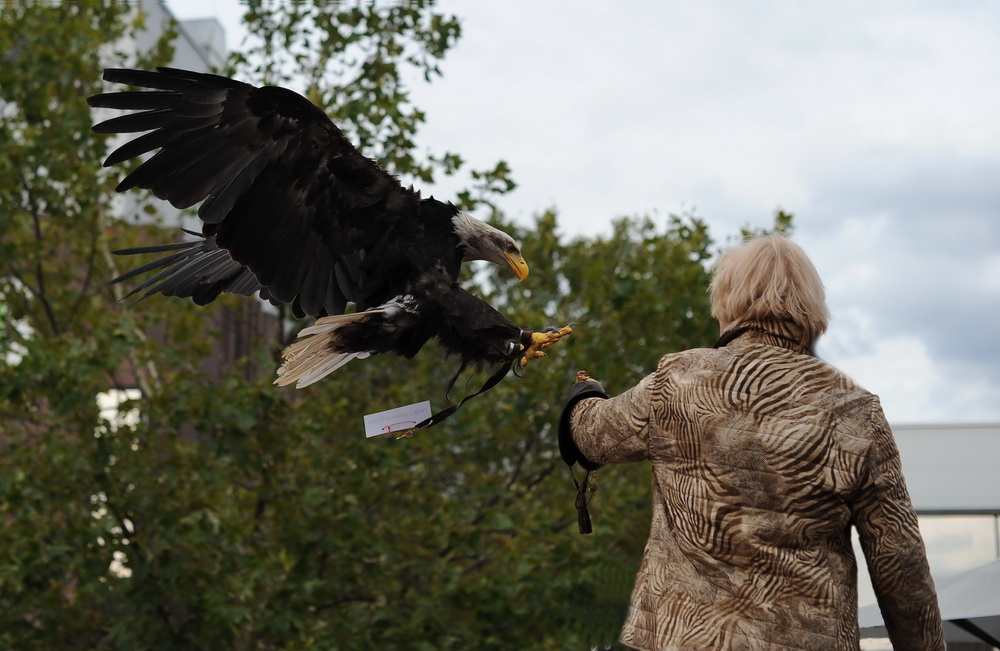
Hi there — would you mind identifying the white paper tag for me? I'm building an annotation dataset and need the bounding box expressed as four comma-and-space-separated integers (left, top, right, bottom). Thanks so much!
363, 401, 433, 438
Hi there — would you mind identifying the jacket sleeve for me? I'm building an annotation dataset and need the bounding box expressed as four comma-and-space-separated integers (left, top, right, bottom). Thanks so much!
565, 372, 655, 465
853, 400, 945, 650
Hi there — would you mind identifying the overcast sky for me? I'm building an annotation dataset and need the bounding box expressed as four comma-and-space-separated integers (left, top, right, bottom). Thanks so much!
166, 0, 1000, 426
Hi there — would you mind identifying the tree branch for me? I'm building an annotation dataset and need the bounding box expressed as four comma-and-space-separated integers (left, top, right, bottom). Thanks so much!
24, 178, 60, 335
313, 593, 376, 613
65, 216, 101, 332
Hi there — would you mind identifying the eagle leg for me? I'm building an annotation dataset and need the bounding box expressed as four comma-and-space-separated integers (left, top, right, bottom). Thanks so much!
518, 325, 573, 369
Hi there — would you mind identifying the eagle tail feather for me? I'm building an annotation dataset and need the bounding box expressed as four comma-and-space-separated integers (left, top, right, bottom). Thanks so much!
274, 312, 377, 388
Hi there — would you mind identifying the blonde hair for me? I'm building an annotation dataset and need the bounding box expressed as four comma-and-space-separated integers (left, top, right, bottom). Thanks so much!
710, 235, 829, 346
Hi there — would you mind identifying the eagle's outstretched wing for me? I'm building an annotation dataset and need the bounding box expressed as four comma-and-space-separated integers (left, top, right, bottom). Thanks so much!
89, 67, 420, 316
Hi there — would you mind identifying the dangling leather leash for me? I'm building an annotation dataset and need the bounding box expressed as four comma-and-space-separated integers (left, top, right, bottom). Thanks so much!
400, 327, 562, 435
404, 359, 512, 434
572, 466, 597, 534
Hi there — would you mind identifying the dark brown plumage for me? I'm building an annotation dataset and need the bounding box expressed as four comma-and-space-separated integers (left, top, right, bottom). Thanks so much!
89, 67, 569, 414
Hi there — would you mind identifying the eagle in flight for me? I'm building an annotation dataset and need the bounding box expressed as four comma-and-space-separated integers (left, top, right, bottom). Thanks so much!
89, 67, 570, 425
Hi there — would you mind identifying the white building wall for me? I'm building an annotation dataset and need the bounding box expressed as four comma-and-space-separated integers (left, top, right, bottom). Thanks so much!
100, 0, 226, 233
893, 423, 1000, 515
857, 423, 1000, 608
133, 0, 225, 72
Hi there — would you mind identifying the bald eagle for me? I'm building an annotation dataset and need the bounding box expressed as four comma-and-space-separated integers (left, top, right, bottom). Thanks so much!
89, 67, 570, 426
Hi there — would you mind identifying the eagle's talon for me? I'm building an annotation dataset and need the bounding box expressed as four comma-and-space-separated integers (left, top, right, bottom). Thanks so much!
518, 350, 546, 369
518, 325, 573, 369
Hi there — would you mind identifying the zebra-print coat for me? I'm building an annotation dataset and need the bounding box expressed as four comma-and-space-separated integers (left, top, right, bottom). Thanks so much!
565, 319, 944, 650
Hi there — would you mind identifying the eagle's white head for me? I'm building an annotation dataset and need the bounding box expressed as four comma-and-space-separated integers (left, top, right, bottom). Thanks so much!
451, 211, 529, 281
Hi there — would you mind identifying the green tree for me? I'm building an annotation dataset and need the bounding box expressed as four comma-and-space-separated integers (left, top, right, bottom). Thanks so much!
1, 3, 787, 649
0, 2, 177, 647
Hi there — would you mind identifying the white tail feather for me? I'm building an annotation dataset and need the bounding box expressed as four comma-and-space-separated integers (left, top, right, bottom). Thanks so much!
274, 312, 378, 388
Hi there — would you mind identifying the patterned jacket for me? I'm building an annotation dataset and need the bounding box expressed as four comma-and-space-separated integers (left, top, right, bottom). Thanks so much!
564, 320, 944, 650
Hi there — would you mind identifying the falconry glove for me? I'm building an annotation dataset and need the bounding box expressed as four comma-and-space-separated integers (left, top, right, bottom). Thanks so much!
558, 376, 608, 534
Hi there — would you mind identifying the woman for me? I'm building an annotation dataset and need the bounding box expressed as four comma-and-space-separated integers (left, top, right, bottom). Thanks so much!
559, 235, 943, 650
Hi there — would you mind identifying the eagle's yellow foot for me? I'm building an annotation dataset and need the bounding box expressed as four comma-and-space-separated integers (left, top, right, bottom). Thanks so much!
519, 326, 573, 369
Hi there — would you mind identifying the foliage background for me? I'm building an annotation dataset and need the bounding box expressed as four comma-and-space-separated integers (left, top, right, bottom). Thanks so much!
0, 2, 783, 648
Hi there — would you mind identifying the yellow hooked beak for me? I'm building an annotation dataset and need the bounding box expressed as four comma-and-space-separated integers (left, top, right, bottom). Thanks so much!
504, 251, 529, 282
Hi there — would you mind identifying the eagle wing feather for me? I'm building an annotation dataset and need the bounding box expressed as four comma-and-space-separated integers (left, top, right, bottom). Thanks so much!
90, 67, 420, 316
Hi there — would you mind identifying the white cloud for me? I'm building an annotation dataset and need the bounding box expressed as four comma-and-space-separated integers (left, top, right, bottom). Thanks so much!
820, 314, 1000, 424
821, 329, 938, 422
979, 254, 1000, 294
